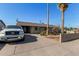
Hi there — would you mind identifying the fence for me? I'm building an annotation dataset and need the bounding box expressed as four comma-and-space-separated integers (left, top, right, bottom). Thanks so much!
60, 33, 79, 42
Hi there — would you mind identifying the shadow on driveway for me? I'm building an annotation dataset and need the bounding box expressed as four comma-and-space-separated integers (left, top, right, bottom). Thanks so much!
9, 34, 38, 45
0, 42, 6, 50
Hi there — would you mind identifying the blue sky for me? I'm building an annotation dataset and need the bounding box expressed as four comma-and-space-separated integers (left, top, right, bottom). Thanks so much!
0, 3, 79, 28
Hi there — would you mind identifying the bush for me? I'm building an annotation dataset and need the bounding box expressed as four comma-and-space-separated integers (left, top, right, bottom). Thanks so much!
40, 26, 61, 36
52, 26, 60, 35
40, 31, 46, 36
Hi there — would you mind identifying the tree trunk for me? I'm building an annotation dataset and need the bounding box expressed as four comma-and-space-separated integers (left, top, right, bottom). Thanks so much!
61, 11, 64, 34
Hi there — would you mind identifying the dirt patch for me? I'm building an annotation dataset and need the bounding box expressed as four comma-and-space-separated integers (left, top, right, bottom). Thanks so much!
46, 35, 60, 41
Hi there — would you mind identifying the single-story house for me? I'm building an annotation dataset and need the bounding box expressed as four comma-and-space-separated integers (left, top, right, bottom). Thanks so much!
16, 21, 54, 34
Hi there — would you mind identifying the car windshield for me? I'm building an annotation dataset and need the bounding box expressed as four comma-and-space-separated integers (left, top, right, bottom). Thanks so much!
6, 25, 22, 29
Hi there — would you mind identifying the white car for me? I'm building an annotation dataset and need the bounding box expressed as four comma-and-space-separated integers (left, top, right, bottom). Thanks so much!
0, 25, 24, 42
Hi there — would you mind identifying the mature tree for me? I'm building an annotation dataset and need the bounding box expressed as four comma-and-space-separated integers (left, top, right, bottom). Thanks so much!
58, 3, 68, 34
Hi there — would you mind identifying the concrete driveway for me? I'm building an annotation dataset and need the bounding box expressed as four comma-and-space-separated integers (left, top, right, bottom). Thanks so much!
0, 43, 5, 50
0, 34, 79, 56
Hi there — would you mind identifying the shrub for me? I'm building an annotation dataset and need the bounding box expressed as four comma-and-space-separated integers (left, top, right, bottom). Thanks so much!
40, 31, 46, 36
52, 26, 60, 35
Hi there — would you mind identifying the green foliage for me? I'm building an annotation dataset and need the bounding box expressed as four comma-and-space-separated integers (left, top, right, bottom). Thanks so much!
58, 3, 68, 11
52, 26, 60, 35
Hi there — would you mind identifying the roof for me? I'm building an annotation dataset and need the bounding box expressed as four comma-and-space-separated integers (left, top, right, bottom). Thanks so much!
16, 21, 54, 27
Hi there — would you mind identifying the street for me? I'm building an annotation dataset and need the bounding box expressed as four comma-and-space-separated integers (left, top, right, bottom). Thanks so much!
0, 34, 79, 56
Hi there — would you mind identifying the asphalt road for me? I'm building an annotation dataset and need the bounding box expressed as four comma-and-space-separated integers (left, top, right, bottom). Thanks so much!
0, 34, 79, 56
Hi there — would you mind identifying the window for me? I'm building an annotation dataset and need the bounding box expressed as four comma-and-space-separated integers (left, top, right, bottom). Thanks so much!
35, 27, 38, 30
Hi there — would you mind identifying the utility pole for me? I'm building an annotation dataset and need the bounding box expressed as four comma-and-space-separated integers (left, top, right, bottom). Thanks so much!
46, 3, 49, 36
61, 10, 64, 34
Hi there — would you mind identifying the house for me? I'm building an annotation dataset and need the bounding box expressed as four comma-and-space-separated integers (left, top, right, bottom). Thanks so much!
0, 20, 6, 31
16, 21, 54, 34
66, 30, 75, 34
74, 28, 79, 33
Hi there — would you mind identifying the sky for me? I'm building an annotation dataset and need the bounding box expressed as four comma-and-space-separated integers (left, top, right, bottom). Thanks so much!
0, 3, 79, 28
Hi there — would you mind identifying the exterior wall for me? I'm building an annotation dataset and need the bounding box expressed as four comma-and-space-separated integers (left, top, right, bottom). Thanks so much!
60, 33, 79, 42
30, 27, 46, 34
30, 27, 41, 34
30, 27, 35, 33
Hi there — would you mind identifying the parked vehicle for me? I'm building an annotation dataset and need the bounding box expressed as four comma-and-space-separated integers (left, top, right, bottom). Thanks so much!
0, 25, 24, 42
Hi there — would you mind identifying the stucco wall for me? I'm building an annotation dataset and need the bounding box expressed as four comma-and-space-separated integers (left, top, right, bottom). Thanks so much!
30, 27, 35, 33
60, 33, 79, 42
30, 27, 40, 34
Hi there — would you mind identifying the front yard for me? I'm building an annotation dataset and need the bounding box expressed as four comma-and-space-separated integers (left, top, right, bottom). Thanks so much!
0, 34, 79, 56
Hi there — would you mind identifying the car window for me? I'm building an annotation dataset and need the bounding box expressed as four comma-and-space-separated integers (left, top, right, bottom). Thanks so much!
6, 25, 22, 29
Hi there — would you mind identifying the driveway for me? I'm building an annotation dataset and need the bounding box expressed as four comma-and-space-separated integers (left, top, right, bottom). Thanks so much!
0, 43, 5, 50
0, 34, 79, 56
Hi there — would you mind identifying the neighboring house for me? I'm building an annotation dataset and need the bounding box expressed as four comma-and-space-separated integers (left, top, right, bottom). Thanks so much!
66, 30, 75, 34
65, 28, 79, 34
16, 21, 54, 34
74, 28, 79, 33
0, 20, 6, 31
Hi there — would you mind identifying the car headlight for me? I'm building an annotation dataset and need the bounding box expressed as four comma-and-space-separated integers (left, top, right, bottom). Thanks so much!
0, 32, 5, 34
0, 32, 5, 36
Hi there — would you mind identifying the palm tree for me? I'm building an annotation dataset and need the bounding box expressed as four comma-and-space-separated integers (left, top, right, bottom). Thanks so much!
58, 3, 68, 34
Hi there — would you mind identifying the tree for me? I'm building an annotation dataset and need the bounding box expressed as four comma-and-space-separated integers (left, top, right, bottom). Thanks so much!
58, 3, 68, 34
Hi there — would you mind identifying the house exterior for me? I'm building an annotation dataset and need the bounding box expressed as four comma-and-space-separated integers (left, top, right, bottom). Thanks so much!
66, 30, 75, 34
65, 28, 79, 34
16, 21, 54, 34
0, 20, 6, 31
74, 28, 79, 33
